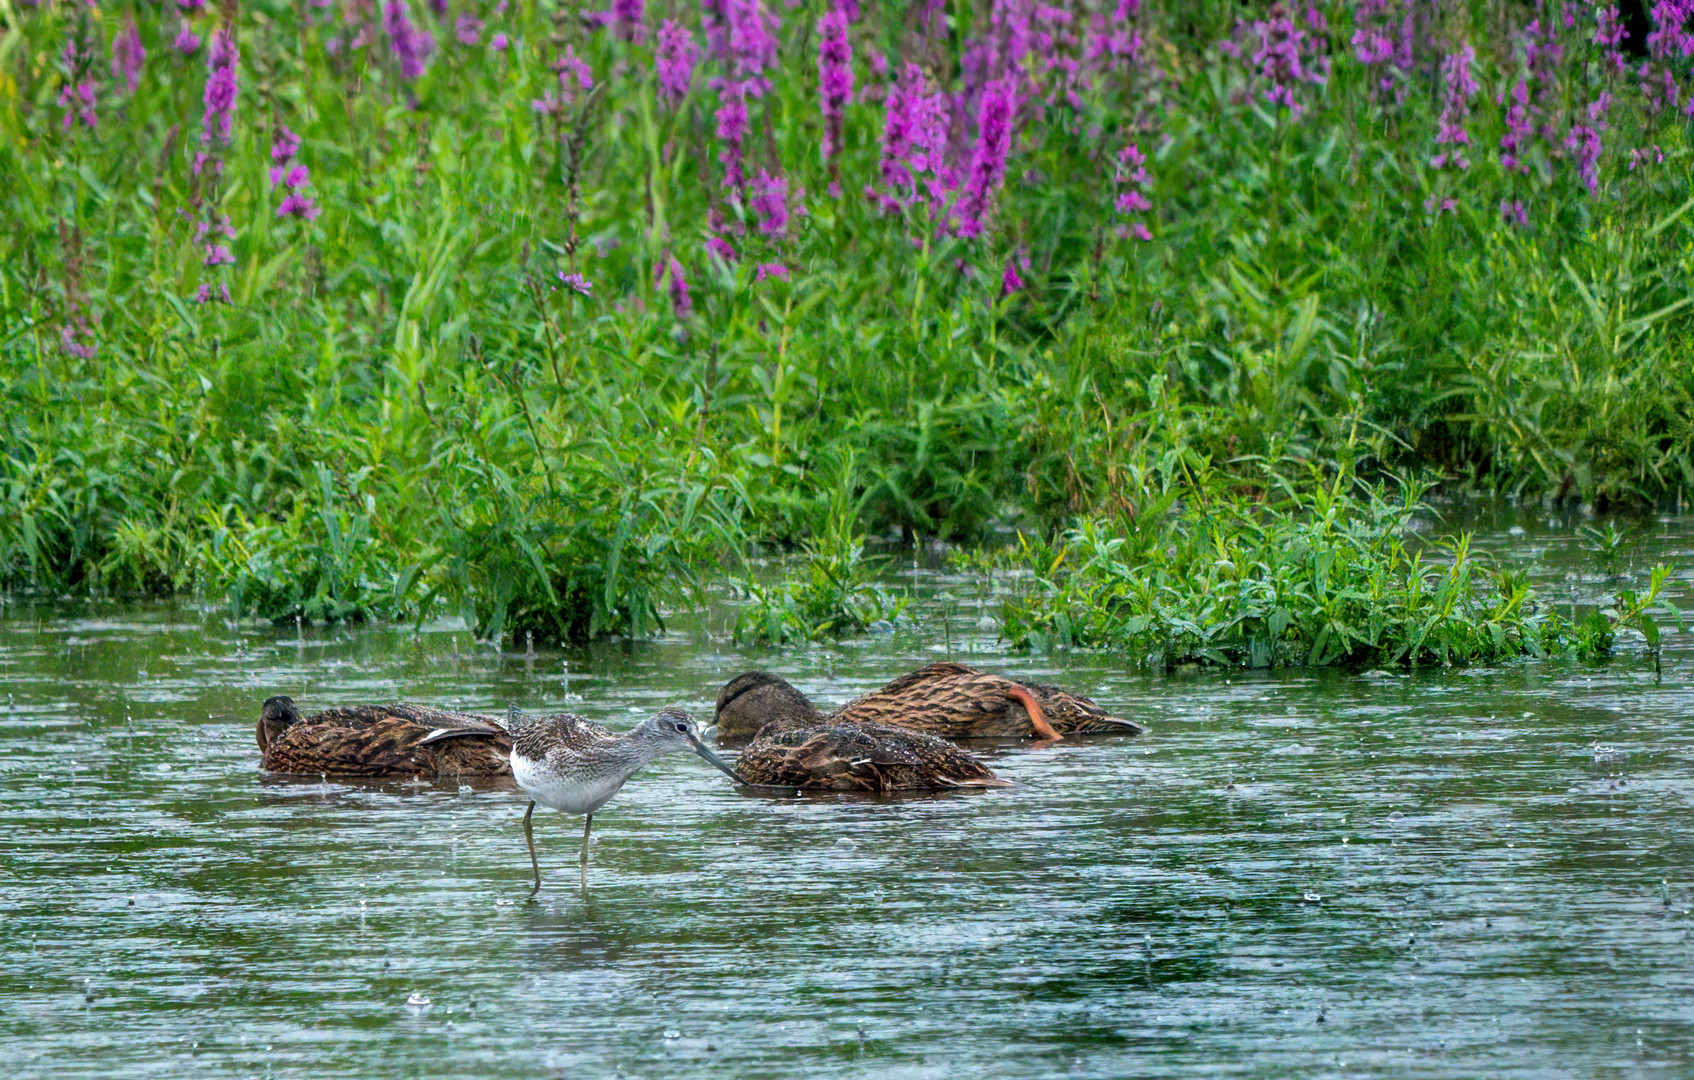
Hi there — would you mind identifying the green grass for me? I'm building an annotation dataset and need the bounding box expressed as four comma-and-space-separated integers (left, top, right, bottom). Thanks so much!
1, 1, 1689, 657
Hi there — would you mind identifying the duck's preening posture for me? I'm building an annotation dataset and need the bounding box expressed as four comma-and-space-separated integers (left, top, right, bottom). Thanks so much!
731, 720, 1012, 792
508, 704, 740, 893
257, 696, 512, 779
713, 662, 1146, 746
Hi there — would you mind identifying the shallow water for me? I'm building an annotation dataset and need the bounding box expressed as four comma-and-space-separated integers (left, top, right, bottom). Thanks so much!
3, 507, 1693, 1078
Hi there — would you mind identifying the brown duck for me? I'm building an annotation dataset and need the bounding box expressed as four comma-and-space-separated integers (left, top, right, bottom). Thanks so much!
730, 719, 1012, 792
257, 696, 512, 780
713, 662, 1147, 747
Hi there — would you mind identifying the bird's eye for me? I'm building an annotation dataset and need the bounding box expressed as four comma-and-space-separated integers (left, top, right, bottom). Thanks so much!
674, 721, 690, 732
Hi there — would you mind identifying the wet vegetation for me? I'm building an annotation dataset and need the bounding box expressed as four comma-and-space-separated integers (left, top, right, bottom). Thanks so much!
2, 0, 1689, 659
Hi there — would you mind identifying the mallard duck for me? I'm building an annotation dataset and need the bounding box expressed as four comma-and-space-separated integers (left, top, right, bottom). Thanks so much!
713, 662, 1146, 747
730, 719, 1012, 792
257, 696, 512, 780
507, 704, 739, 892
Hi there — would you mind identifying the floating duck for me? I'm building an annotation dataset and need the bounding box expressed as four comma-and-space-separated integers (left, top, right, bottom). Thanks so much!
713, 662, 1146, 746
730, 718, 1012, 793
257, 696, 511, 779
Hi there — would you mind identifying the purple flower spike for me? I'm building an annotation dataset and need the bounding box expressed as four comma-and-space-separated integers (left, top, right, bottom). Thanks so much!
203, 244, 236, 267
558, 271, 593, 296
554, 46, 594, 101
655, 20, 697, 106
201, 29, 239, 147
384, 2, 435, 80
610, 0, 646, 43
1499, 199, 1528, 228
955, 78, 1015, 239
59, 81, 98, 132
751, 171, 791, 238
174, 29, 202, 56
456, 16, 483, 46
492, 32, 510, 51
112, 20, 146, 95
272, 126, 302, 165
1431, 43, 1476, 172
754, 261, 789, 282
655, 255, 693, 319
1000, 256, 1023, 297
1113, 142, 1153, 241
817, 9, 853, 163
706, 236, 737, 262
277, 193, 322, 220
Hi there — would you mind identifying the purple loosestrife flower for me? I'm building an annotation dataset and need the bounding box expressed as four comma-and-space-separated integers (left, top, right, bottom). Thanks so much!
1565, 94, 1611, 193
272, 126, 302, 165
58, 37, 97, 132
1499, 80, 1533, 174
201, 29, 238, 146
954, 78, 1014, 239
1089, 0, 1143, 65
278, 193, 322, 220
817, 9, 853, 163
1431, 43, 1476, 172
174, 29, 202, 55
455, 16, 483, 46
176, 0, 207, 10
655, 254, 693, 319
1499, 199, 1529, 228
610, 0, 646, 43
754, 261, 789, 282
1114, 143, 1153, 240
384, 1, 435, 80
1000, 255, 1023, 297
554, 47, 594, 102
59, 81, 98, 132
558, 271, 593, 296
871, 64, 953, 214
112, 20, 146, 95
751, 171, 791, 237
656, 20, 697, 106
492, 32, 510, 50
706, 234, 737, 262
270, 127, 322, 221
706, 0, 781, 188
1247, 3, 1327, 116
1593, 5, 1630, 76
714, 82, 751, 188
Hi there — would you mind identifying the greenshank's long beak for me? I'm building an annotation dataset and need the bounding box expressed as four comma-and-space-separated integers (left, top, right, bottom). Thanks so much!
687, 732, 744, 784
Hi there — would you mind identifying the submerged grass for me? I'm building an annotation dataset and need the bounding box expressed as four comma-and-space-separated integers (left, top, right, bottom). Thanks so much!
2, 1, 1690, 658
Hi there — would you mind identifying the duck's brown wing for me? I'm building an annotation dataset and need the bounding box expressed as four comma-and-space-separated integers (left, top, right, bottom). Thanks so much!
864, 661, 981, 697
735, 722, 1010, 792
834, 668, 1035, 739
302, 703, 506, 733
261, 716, 437, 776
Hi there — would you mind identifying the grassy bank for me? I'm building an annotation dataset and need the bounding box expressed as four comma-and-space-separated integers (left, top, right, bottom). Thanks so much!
2, 0, 1690, 654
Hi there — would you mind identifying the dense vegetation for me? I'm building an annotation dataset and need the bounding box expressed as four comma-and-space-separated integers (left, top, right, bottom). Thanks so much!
2, 0, 1688, 660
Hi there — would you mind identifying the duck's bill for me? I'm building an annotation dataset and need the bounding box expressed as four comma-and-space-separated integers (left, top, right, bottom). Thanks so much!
687, 734, 744, 784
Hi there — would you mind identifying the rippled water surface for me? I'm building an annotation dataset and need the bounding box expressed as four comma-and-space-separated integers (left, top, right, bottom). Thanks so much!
3, 508, 1693, 1078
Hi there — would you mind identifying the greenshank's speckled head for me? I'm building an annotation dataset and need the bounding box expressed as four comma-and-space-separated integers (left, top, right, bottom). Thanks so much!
636, 706, 742, 782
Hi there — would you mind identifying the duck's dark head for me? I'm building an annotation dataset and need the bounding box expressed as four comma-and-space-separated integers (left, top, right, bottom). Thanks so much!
258, 695, 302, 752
714, 672, 821, 746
